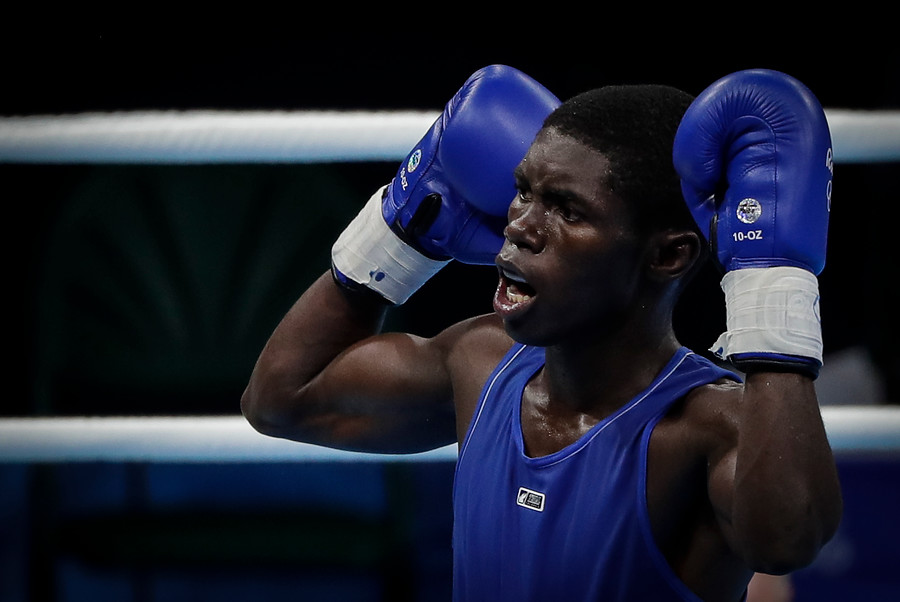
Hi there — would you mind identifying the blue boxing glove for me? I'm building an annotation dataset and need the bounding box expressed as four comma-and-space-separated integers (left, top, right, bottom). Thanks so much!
332, 65, 560, 304
673, 69, 834, 377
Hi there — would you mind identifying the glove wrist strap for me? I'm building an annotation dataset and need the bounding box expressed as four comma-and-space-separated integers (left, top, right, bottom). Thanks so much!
712, 266, 823, 376
332, 187, 450, 305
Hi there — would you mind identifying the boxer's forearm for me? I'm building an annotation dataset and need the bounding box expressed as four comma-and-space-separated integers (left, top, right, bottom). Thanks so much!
728, 372, 842, 573
241, 271, 387, 435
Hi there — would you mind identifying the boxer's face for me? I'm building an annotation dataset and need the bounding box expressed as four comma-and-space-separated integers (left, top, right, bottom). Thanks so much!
494, 128, 646, 346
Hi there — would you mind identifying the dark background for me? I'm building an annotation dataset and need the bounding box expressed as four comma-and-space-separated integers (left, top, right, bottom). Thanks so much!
4, 34, 898, 113
1, 31, 898, 602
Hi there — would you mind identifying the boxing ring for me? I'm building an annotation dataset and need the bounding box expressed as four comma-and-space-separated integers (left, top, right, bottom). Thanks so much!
1, 108, 899, 602
1, 107, 899, 463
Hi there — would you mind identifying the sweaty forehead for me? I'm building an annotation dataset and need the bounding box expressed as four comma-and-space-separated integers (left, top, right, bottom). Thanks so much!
517, 128, 614, 199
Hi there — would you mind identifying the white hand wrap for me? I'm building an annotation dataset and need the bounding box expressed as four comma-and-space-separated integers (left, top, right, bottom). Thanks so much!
711, 266, 823, 364
331, 187, 450, 305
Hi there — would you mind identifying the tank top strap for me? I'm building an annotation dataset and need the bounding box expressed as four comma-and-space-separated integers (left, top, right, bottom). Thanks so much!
459, 343, 543, 463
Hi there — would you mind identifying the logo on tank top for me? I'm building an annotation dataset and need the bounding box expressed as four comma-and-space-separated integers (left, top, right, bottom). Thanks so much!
516, 487, 545, 512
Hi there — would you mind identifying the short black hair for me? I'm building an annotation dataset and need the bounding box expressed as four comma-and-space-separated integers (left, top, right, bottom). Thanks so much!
543, 84, 698, 239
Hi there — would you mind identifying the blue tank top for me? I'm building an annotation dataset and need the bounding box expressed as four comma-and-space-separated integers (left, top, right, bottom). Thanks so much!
452, 343, 739, 601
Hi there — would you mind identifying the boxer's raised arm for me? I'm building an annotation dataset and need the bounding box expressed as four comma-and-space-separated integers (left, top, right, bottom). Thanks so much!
674, 69, 843, 572
242, 65, 558, 453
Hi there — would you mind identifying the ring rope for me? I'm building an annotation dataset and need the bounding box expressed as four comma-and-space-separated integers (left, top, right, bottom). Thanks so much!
0, 406, 897, 463
0, 110, 439, 164
0, 109, 898, 164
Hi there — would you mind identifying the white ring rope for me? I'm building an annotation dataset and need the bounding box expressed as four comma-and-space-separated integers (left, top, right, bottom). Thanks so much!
0, 406, 897, 463
0, 110, 440, 164
0, 415, 456, 463
0, 109, 898, 164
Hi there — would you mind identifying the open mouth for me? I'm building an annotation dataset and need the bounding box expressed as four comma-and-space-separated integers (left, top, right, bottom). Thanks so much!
494, 265, 537, 314
502, 267, 535, 302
